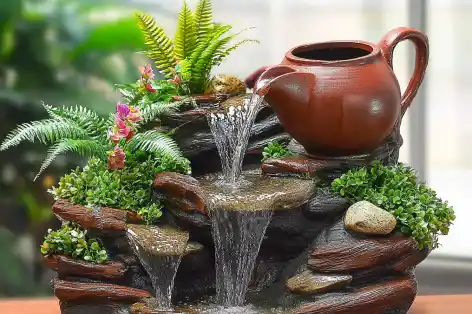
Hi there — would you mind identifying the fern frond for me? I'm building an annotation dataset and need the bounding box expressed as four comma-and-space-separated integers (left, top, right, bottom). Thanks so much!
186, 24, 232, 92
174, 1, 196, 60
135, 12, 176, 77
194, 0, 213, 45
125, 130, 183, 161
139, 101, 183, 123
43, 103, 107, 139
0, 119, 89, 151
35, 139, 107, 181
212, 38, 260, 67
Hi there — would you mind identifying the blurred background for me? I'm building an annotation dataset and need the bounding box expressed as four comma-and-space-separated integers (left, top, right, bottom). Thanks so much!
0, 0, 470, 298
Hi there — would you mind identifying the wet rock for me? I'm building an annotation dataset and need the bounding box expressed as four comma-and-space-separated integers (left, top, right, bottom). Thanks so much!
308, 218, 420, 273
294, 276, 417, 314
44, 255, 127, 280
127, 224, 189, 257
153, 172, 206, 214
60, 303, 132, 314
184, 241, 204, 255
126, 224, 189, 308
261, 157, 330, 177
344, 201, 397, 235
286, 270, 352, 295
301, 187, 349, 218
52, 278, 151, 303
52, 200, 141, 233
199, 171, 315, 212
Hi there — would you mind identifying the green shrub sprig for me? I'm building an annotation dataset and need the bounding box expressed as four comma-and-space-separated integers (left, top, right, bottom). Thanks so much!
41, 223, 108, 264
49, 151, 191, 224
262, 141, 293, 162
331, 161, 455, 249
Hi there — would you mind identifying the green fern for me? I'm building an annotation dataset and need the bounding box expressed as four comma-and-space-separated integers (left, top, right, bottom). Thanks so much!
43, 103, 107, 138
194, 0, 213, 45
139, 101, 183, 123
125, 130, 184, 161
0, 119, 89, 151
174, 1, 196, 60
36, 139, 108, 181
135, 0, 258, 94
135, 12, 176, 77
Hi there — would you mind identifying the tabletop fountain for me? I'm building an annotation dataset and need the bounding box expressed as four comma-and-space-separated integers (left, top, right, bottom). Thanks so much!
0, 1, 455, 313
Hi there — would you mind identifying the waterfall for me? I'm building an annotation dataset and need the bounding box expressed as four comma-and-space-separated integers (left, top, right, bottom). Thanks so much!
209, 208, 273, 306
126, 225, 189, 310
207, 94, 264, 186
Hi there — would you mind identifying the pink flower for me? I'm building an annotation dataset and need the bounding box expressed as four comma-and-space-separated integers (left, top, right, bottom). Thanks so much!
108, 145, 126, 170
168, 75, 181, 86
144, 81, 157, 93
127, 106, 144, 123
116, 103, 130, 120
107, 128, 121, 143
115, 117, 131, 138
139, 65, 155, 80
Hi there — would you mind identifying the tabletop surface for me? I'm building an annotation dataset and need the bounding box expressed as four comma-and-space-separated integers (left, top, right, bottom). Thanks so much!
0, 295, 470, 314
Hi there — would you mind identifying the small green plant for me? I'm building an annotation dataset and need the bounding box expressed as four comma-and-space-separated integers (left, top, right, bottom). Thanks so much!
135, 0, 258, 94
331, 161, 456, 249
41, 223, 108, 264
49, 151, 190, 224
0, 66, 186, 180
262, 141, 293, 161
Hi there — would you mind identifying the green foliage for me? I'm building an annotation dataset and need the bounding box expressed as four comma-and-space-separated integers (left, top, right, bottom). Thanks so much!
0, 100, 185, 179
135, 12, 176, 78
41, 223, 108, 264
135, 0, 258, 94
331, 161, 456, 250
49, 152, 191, 224
262, 141, 293, 161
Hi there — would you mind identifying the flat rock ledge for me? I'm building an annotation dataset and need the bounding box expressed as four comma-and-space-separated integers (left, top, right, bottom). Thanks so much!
44, 255, 127, 280
153, 172, 206, 214
52, 278, 151, 303
293, 276, 416, 314
286, 270, 352, 295
261, 157, 333, 177
309, 219, 424, 273
52, 200, 141, 232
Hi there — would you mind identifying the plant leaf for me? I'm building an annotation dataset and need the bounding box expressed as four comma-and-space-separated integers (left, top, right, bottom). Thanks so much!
0, 119, 89, 151
174, 1, 196, 60
125, 130, 183, 161
35, 139, 107, 181
135, 12, 176, 77
194, 0, 213, 45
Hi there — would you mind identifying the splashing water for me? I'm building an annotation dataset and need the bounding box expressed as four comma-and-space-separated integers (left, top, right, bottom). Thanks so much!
207, 94, 264, 186
126, 225, 189, 310
209, 207, 272, 306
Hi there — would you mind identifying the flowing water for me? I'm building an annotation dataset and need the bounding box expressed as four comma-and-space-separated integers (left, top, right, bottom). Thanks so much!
207, 94, 264, 186
126, 225, 189, 310
205, 94, 274, 307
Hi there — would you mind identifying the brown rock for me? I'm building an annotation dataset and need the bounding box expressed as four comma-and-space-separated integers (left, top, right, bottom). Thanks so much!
344, 201, 397, 235
309, 218, 420, 273
286, 270, 352, 295
391, 248, 431, 273
52, 200, 141, 232
52, 278, 151, 303
44, 255, 127, 280
184, 241, 204, 255
261, 157, 330, 177
153, 172, 206, 214
294, 276, 417, 314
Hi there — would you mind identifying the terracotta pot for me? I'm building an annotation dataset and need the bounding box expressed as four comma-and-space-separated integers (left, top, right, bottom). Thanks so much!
252, 27, 429, 156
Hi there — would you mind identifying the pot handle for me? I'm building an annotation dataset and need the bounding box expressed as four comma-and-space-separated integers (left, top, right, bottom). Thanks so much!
378, 27, 429, 112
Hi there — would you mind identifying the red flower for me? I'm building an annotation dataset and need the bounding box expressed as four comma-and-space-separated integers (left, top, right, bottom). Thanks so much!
108, 145, 126, 170
139, 65, 155, 80
127, 106, 144, 123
